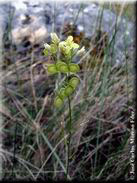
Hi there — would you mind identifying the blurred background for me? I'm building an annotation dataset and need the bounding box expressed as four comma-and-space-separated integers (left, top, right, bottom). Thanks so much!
0, 0, 135, 180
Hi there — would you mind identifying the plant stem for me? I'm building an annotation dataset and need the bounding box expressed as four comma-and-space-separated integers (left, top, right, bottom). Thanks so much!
66, 96, 72, 179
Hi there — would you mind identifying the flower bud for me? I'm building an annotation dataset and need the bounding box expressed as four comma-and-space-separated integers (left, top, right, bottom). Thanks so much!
72, 43, 79, 49
44, 43, 51, 50
50, 33, 60, 44
50, 44, 58, 54
59, 41, 67, 53
59, 41, 66, 49
43, 43, 51, 56
59, 42, 72, 56
66, 36, 73, 45
66, 36, 79, 49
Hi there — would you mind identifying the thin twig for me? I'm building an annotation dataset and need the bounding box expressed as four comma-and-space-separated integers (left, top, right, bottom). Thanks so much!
66, 96, 72, 180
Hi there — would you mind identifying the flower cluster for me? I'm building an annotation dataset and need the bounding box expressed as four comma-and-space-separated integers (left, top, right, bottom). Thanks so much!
43, 33, 85, 108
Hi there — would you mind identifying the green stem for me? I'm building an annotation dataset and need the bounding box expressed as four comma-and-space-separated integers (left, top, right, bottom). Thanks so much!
66, 96, 72, 180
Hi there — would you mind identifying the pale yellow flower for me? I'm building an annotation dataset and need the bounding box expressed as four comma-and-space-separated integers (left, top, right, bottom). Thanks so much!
44, 43, 51, 50
50, 33, 60, 44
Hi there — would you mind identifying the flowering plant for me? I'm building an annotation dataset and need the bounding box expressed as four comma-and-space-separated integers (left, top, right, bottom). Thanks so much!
43, 33, 85, 179
43, 33, 85, 108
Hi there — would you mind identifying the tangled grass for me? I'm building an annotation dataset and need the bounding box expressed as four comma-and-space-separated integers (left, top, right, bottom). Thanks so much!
0, 1, 135, 181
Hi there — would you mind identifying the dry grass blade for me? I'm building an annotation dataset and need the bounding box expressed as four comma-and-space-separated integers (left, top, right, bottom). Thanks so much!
35, 134, 68, 179
1, 1, 134, 180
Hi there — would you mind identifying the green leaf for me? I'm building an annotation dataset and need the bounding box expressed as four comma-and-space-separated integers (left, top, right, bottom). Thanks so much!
69, 63, 80, 73
69, 77, 80, 89
47, 64, 58, 74
54, 96, 63, 108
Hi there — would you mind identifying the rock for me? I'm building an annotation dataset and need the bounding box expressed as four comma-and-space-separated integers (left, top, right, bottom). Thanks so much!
11, 14, 48, 45
0, 0, 135, 65
12, 23, 48, 45
29, 26, 48, 44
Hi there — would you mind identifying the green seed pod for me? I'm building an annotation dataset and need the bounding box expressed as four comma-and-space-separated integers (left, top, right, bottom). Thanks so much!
65, 85, 74, 96
56, 61, 69, 73
69, 63, 80, 73
69, 77, 80, 89
54, 96, 63, 108
56, 61, 65, 70
58, 88, 66, 100
47, 64, 58, 74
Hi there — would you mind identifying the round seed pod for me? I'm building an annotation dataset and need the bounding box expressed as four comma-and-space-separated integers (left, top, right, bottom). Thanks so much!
47, 64, 58, 74
58, 88, 66, 100
69, 63, 80, 73
56, 61, 65, 70
65, 85, 74, 96
69, 77, 80, 89
56, 61, 69, 73
54, 96, 63, 108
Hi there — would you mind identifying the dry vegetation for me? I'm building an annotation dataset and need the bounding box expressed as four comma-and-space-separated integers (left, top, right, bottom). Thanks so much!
0, 1, 135, 181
